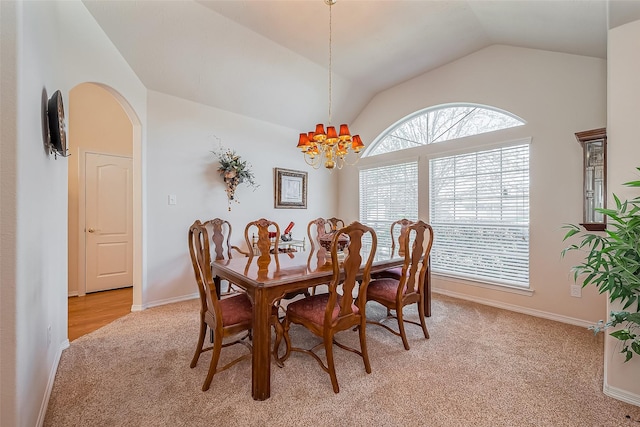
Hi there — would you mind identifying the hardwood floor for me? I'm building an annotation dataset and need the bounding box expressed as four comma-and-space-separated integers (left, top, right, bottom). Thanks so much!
68, 287, 132, 341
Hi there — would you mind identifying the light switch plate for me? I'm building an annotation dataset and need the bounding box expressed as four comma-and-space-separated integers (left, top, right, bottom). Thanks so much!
168, 194, 177, 205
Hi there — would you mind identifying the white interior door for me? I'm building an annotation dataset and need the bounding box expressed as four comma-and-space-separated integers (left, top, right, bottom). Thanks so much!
85, 153, 133, 293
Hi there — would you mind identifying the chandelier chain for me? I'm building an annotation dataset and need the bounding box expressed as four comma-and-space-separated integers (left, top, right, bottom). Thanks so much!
328, 0, 332, 124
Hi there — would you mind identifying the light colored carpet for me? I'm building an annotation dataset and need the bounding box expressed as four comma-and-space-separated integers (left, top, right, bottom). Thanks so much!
45, 294, 640, 426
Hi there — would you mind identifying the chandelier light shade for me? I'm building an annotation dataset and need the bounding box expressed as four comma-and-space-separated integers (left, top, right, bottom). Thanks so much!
296, 0, 364, 170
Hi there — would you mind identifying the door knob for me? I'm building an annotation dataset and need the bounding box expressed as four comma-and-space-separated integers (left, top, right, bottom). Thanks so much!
88, 228, 96, 233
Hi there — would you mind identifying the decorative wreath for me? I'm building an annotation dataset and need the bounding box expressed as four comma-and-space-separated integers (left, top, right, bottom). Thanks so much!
212, 144, 258, 210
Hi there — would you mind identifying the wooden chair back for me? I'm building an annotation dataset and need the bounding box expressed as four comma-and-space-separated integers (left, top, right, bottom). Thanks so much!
391, 218, 415, 257
398, 220, 434, 298
328, 221, 377, 326
307, 217, 329, 251
307, 217, 329, 270
326, 217, 345, 233
188, 220, 222, 328
201, 218, 234, 261
244, 218, 281, 256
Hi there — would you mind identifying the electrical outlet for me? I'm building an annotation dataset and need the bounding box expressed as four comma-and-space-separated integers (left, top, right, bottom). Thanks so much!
47, 325, 52, 347
570, 284, 582, 298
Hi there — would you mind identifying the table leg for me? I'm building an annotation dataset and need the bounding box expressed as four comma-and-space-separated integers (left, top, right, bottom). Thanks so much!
251, 287, 272, 400
424, 266, 431, 317
213, 276, 221, 299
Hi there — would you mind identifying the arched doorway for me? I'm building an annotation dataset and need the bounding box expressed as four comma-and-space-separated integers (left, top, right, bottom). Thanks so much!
67, 82, 143, 339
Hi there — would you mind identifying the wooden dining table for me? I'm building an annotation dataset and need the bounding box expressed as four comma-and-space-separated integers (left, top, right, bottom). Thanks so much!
211, 248, 431, 400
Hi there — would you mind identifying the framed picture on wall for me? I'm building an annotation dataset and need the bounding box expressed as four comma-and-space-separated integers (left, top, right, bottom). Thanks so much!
274, 168, 307, 209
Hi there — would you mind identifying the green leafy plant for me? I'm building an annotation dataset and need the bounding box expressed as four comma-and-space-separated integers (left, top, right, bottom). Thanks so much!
562, 169, 640, 362
212, 145, 258, 210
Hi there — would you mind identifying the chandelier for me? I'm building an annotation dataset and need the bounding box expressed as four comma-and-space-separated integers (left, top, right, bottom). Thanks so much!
296, 0, 364, 170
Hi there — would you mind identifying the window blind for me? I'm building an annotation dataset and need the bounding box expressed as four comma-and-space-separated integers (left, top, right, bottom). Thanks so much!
359, 162, 419, 256
429, 144, 530, 287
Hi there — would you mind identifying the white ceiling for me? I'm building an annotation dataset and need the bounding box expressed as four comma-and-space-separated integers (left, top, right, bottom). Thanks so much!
82, 1, 639, 132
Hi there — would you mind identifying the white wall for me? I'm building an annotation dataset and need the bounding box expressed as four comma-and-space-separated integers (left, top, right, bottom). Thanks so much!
14, 3, 70, 423
145, 91, 336, 306
605, 18, 640, 405
339, 45, 608, 326
0, 1, 146, 425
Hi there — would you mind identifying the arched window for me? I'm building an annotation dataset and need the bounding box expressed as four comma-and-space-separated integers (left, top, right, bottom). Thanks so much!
359, 103, 530, 289
365, 104, 525, 157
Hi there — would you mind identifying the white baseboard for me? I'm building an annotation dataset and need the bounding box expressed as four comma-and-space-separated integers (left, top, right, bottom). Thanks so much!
37, 339, 70, 427
139, 292, 199, 311
433, 288, 595, 328
604, 383, 640, 407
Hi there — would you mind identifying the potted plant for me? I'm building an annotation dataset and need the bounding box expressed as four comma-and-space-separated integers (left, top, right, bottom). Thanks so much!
562, 169, 640, 362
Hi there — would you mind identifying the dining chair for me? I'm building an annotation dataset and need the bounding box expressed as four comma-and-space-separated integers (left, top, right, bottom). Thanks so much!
366, 220, 434, 350
371, 218, 415, 281
242, 218, 305, 357
188, 220, 253, 391
280, 221, 377, 393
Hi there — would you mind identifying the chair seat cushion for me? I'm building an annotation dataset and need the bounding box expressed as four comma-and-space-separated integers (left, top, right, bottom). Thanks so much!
287, 293, 359, 328
367, 278, 406, 304
371, 267, 403, 280
219, 293, 253, 326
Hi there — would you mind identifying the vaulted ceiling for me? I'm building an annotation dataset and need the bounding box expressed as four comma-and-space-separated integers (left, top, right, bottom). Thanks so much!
83, 1, 640, 132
